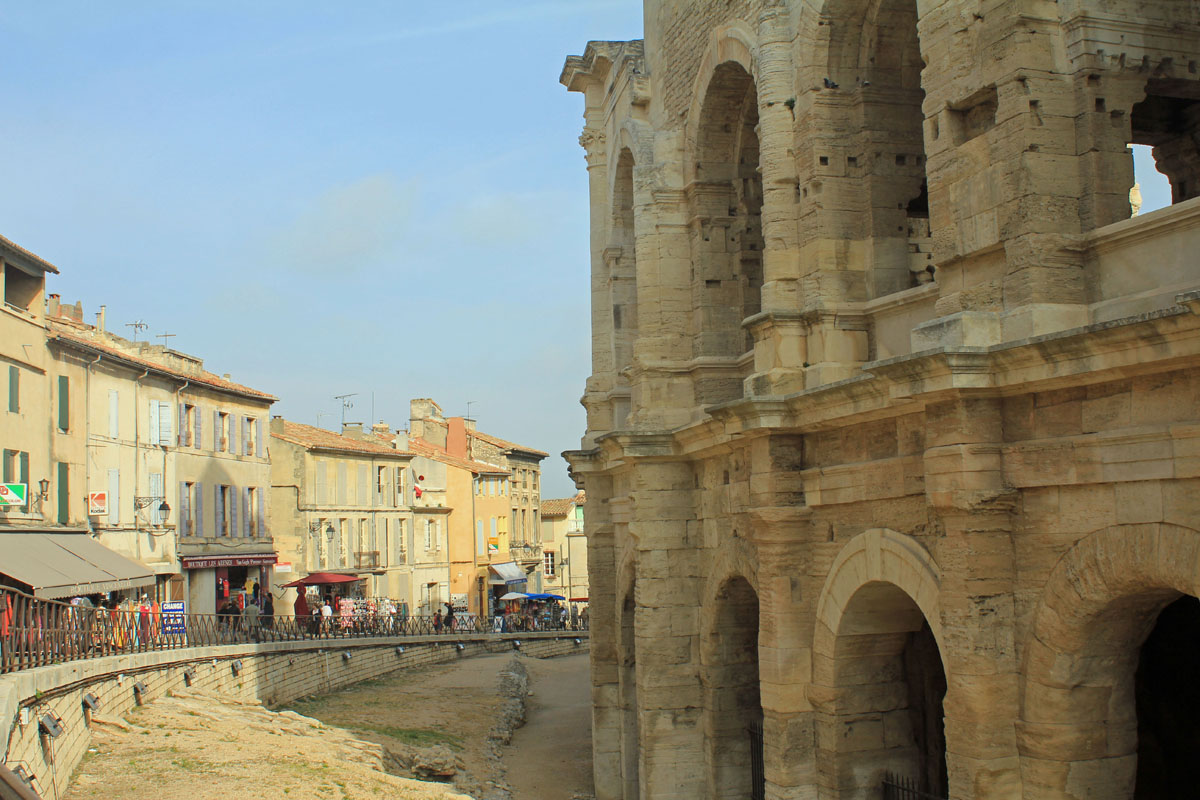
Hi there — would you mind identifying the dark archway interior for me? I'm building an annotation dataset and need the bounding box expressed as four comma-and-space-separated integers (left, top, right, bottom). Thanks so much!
904, 620, 948, 796
1135, 594, 1200, 799
708, 577, 762, 799
611, 148, 639, 381
692, 61, 763, 387
620, 592, 640, 799
1130, 79, 1200, 205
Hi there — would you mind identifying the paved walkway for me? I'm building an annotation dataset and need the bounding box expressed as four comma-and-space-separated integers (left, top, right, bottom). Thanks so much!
506, 652, 594, 799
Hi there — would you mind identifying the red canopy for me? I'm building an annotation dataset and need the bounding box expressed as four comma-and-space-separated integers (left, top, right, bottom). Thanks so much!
280, 572, 363, 588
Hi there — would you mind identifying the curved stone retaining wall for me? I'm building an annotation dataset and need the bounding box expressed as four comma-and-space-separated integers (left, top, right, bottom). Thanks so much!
0, 632, 588, 799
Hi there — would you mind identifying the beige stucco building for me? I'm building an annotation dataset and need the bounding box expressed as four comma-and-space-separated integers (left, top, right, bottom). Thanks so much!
540, 492, 588, 601
45, 302, 276, 613
269, 419, 414, 613
563, 3, 1200, 799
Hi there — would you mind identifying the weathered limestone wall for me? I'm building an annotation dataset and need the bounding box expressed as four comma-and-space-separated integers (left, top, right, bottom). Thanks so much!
562, 1, 1200, 798
0, 633, 587, 800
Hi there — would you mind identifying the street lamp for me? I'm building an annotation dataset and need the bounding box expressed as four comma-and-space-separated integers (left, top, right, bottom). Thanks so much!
309, 521, 335, 537
36, 478, 49, 500
134, 496, 171, 520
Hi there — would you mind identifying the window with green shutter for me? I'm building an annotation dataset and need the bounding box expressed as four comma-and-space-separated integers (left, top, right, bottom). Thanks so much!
7, 365, 17, 412
57, 375, 69, 431
56, 461, 69, 524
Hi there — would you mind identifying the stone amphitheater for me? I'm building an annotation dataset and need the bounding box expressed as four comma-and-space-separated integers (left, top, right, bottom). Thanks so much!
561, 1, 1200, 798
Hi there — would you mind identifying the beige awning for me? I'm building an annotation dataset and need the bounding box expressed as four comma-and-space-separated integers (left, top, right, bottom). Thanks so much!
488, 561, 527, 586
0, 531, 156, 598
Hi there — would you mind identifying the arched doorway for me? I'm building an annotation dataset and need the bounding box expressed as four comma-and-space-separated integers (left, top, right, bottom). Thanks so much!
689, 60, 763, 403
817, 580, 947, 797
608, 148, 638, 429
703, 576, 763, 800
619, 591, 640, 799
1019, 524, 1200, 799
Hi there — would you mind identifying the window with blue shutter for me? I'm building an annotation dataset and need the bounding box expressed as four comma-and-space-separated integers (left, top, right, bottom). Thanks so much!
149, 401, 160, 445
149, 472, 163, 525
229, 485, 238, 537
158, 401, 172, 444
257, 488, 265, 538
215, 484, 224, 536
194, 407, 203, 451
242, 487, 251, 537
179, 481, 189, 534
212, 410, 220, 450
242, 417, 250, 455
195, 482, 204, 536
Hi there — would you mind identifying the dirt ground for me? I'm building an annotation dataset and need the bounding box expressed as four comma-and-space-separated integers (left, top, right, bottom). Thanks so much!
64, 650, 593, 800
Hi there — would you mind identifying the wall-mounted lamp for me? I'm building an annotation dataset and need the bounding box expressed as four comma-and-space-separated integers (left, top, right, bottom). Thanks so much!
341, 651, 352, 662
310, 521, 336, 537
133, 681, 148, 705
37, 478, 49, 500
134, 496, 171, 521
455, 643, 465, 653
10, 764, 34, 786
82, 693, 101, 712
183, 668, 196, 686
395, 646, 405, 656
573, 638, 582, 646
512, 640, 522, 650
39, 714, 63, 738
231, 660, 243, 676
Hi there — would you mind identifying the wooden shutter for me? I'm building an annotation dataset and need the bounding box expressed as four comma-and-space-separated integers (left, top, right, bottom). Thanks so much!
18, 452, 28, 512
256, 418, 265, 458
212, 410, 220, 450
7, 365, 17, 412
358, 465, 368, 507
56, 462, 69, 524
194, 407, 203, 451
242, 417, 250, 455
178, 403, 186, 446
159, 402, 172, 444
257, 488, 265, 538
109, 469, 120, 525
229, 486, 238, 537
315, 460, 327, 505
149, 472, 163, 525
57, 376, 69, 431
242, 488, 251, 538
179, 481, 189, 535
215, 484, 223, 535
109, 390, 119, 437
149, 401, 160, 445
195, 482, 204, 536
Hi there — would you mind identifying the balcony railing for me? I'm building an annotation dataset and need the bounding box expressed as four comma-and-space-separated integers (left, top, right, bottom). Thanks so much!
355, 550, 381, 569
509, 542, 542, 560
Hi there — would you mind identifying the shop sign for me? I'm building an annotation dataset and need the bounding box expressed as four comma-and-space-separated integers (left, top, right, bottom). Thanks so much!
161, 601, 186, 635
181, 554, 277, 569
275, 561, 292, 573
451, 593, 468, 611
0, 484, 26, 506
87, 491, 108, 515
488, 537, 499, 552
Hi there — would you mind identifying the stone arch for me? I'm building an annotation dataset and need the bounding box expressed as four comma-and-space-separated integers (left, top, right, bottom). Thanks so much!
806, 0, 936, 296
683, 23, 766, 403
607, 145, 638, 427
1018, 523, 1200, 800
811, 529, 946, 798
701, 572, 763, 800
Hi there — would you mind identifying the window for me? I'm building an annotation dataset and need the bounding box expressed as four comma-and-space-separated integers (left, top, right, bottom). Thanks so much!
56, 462, 69, 524
338, 519, 348, 566
501, 478, 507, 496
57, 376, 69, 432
2, 450, 29, 511
394, 467, 405, 505
181, 481, 196, 535
3, 264, 40, 313
544, 551, 556, 577
148, 472, 164, 525
216, 485, 231, 536
7, 365, 18, 413
217, 412, 230, 452
182, 404, 196, 447
489, 478, 496, 496
476, 519, 485, 557
148, 401, 172, 446
377, 466, 387, 505
245, 417, 258, 456
247, 487, 258, 536
395, 517, 406, 562
424, 519, 433, 551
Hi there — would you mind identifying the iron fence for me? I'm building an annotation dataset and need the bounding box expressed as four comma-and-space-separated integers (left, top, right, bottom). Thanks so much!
748, 721, 765, 800
0, 587, 582, 675
882, 772, 948, 800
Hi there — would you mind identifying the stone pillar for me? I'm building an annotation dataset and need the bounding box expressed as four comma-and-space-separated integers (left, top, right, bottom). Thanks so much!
583, 471, 622, 800
629, 458, 704, 800
923, 397, 1023, 799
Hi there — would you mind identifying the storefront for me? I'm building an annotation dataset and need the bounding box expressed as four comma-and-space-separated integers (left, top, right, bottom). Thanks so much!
180, 553, 276, 615
487, 561, 528, 618
0, 530, 156, 601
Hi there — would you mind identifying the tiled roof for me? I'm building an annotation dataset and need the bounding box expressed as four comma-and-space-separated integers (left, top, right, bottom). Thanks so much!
470, 428, 549, 458
0, 233, 59, 274
48, 325, 277, 402
540, 491, 586, 518
408, 437, 511, 476
272, 420, 412, 457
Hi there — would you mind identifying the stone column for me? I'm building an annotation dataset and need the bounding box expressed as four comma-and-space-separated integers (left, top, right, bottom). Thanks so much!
924, 396, 1023, 799
629, 458, 704, 800
582, 471, 622, 800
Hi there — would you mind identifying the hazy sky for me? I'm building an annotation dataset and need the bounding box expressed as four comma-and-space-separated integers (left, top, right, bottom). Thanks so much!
0, 2, 643, 498
0, 4, 1173, 498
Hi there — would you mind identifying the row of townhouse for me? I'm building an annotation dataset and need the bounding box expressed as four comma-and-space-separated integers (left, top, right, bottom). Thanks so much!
0, 238, 275, 613
0, 236, 562, 620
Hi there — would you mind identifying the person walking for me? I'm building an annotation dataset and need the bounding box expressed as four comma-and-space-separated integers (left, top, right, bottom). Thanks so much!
444, 601, 456, 632
262, 594, 275, 631
320, 597, 334, 635
433, 608, 443, 633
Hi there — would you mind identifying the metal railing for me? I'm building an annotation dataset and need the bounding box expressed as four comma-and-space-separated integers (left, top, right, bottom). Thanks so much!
0, 587, 583, 675
747, 721, 765, 800
882, 773, 948, 800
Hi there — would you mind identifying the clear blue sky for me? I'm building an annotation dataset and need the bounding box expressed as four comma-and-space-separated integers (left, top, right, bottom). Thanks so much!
0, 4, 1174, 498
0, 2, 643, 499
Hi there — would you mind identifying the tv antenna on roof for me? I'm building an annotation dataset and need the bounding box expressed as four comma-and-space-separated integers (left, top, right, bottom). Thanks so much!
156, 332, 175, 348
465, 400, 476, 421
125, 320, 147, 343
334, 393, 358, 428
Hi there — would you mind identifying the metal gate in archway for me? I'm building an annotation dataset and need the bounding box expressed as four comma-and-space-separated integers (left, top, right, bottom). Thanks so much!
747, 721, 765, 800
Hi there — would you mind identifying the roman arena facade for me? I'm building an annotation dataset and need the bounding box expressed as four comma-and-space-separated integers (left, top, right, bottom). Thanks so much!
561, 2, 1200, 798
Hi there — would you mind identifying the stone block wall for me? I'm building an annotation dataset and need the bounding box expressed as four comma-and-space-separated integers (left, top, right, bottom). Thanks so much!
0, 633, 587, 800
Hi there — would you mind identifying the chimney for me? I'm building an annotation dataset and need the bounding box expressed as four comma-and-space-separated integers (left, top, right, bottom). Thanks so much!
342, 422, 365, 439
97, 304, 106, 332
447, 417, 467, 459
270, 416, 285, 434
70, 301, 83, 321
371, 421, 391, 436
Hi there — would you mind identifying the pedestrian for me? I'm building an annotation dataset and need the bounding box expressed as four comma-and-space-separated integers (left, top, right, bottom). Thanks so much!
243, 598, 261, 642
262, 594, 275, 630
433, 608, 443, 633
444, 601, 456, 632
320, 597, 334, 634
580, 605, 589, 629
294, 591, 309, 635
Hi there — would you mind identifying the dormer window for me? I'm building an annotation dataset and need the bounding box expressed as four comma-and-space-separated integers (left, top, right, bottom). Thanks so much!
3, 262, 41, 314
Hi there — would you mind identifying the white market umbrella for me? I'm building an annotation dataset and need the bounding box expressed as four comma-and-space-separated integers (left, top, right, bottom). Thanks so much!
499, 592, 529, 601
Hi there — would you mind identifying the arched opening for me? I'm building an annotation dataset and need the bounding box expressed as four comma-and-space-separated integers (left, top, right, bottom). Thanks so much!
609, 148, 638, 428
1134, 594, 1200, 797
619, 591, 640, 799
690, 61, 763, 404
703, 576, 763, 800
818, 581, 946, 798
